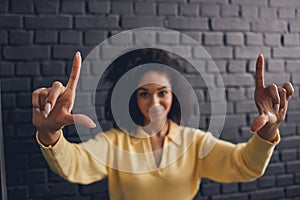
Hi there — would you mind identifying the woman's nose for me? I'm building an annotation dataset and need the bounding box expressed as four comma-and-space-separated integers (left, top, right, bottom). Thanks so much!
150, 94, 160, 105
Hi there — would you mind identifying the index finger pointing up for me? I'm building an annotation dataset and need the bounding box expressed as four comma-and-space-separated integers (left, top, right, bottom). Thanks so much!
67, 51, 82, 91
255, 54, 265, 89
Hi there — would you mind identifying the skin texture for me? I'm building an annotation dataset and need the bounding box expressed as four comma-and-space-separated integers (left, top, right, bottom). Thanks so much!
32, 52, 294, 147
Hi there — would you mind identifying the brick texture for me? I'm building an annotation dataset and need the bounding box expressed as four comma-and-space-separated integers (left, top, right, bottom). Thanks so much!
1, 0, 300, 200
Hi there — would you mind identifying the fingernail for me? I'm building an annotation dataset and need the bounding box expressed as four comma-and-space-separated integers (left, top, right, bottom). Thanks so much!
76, 51, 81, 57
45, 103, 51, 116
287, 95, 291, 101
35, 108, 40, 112
90, 121, 96, 128
279, 108, 284, 113
43, 111, 48, 118
274, 104, 280, 112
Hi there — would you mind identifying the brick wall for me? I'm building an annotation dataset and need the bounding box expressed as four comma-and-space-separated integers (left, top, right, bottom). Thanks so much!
1, 0, 300, 199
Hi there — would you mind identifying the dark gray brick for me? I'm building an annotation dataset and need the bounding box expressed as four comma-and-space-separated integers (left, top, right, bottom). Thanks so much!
61, 0, 85, 14
286, 185, 300, 198
30, 183, 77, 198
158, 3, 177, 15
276, 174, 293, 187
134, 2, 156, 15
231, 0, 267, 6
3, 46, 50, 60
270, 0, 300, 8
290, 21, 300, 32
279, 8, 296, 19
236, 100, 256, 113
274, 47, 300, 58
52, 45, 91, 59
201, 46, 232, 59
212, 18, 250, 31
0, 30, 7, 44
0, 0, 8, 12
2, 94, 15, 109
16, 62, 40, 76
84, 30, 107, 45
221, 114, 246, 140
202, 183, 220, 196
246, 32, 263, 46
228, 60, 247, 73
221, 183, 238, 194
212, 193, 248, 200
88, 0, 110, 14
35, 30, 58, 44
219, 74, 254, 87
180, 4, 199, 17
25, 16, 72, 29
259, 7, 277, 19
76, 16, 119, 29
240, 181, 257, 191
1, 78, 31, 92
225, 32, 244, 46
266, 60, 284, 72
227, 88, 246, 101
59, 31, 82, 44
258, 176, 276, 188
277, 135, 300, 149
41, 61, 66, 76
220, 5, 239, 17
0, 62, 14, 76
286, 60, 300, 72
0, 15, 22, 28
235, 47, 270, 59
241, 6, 258, 19
200, 4, 219, 17
25, 169, 47, 184
264, 34, 281, 47
250, 188, 284, 200
122, 16, 164, 28
203, 32, 223, 46
112, 2, 133, 14
168, 17, 208, 30
34, 0, 59, 14
252, 20, 287, 33
283, 34, 299, 46
16, 92, 32, 109
265, 163, 285, 175
280, 149, 297, 161
8, 187, 28, 200
286, 161, 300, 173
11, 0, 34, 13
9, 30, 33, 45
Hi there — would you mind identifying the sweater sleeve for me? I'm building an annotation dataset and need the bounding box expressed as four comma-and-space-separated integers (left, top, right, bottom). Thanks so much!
36, 130, 110, 184
198, 130, 280, 183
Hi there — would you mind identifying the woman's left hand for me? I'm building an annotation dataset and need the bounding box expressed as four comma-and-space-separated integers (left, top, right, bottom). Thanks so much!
250, 54, 294, 142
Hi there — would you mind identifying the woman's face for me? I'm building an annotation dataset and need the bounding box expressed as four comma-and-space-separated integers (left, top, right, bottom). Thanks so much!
136, 71, 173, 125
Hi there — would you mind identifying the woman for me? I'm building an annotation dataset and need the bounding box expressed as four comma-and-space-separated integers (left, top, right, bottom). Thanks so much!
32, 51, 294, 200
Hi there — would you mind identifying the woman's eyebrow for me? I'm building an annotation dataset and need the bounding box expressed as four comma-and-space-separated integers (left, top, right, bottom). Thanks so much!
137, 86, 168, 91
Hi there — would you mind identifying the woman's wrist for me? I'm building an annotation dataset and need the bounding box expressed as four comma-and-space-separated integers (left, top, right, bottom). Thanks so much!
37, 130, 61, 147
257, 123, 279, 142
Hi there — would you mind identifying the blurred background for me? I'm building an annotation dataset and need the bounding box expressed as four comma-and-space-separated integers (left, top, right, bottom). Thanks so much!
1, 0, 300, 199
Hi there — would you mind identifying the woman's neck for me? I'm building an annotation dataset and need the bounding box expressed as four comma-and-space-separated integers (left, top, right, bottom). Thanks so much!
142, 119, 169, 137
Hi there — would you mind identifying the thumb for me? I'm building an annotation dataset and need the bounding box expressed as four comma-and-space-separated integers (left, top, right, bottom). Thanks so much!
65, 114, 96, 128
250, 114, 269, 133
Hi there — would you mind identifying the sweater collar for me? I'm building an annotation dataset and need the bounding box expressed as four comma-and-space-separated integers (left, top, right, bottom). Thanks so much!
131, 120, 181, 146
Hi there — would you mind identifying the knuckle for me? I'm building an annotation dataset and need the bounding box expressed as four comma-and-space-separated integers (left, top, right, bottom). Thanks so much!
52, 81, 63, 88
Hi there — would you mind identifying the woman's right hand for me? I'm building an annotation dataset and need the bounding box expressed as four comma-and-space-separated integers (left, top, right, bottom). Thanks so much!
32, 52, 96, 146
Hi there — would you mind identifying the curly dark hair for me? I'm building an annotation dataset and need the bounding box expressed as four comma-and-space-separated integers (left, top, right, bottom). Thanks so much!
96, 48, 192, 131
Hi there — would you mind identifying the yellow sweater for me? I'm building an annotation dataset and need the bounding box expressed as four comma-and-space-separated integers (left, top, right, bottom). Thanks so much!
37, 120, 279, 200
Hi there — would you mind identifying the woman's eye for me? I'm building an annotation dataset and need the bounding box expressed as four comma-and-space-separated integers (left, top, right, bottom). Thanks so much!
139, 92, 149, 97
159, 91, 168, 96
